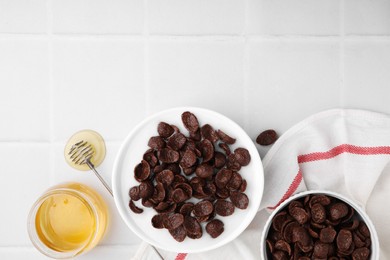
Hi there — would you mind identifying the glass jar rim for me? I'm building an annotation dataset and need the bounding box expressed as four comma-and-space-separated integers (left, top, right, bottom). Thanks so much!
27, 187, 100, 259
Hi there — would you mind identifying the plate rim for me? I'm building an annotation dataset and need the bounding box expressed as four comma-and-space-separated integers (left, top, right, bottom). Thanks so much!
112, 106, 264, 253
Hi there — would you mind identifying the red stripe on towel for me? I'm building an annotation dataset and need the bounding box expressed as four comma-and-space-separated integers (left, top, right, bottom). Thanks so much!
298, 144, 390, 163
269, 144, 390, 210
267, 170, 303, 210
175, 253, 187, 260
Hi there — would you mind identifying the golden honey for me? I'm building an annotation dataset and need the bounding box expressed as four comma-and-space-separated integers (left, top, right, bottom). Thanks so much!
64, 130, 106, 171
28, 183, 108, 258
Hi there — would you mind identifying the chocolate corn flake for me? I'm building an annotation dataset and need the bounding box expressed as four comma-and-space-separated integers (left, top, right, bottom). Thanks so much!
139, 181, 154, 199
234, 148, 251, 166
201, 124, 219, 143
128, 111, 251, 242
206, 219, 224, 238
151, 214, 166, 229
157, 122, 174, 138
183, 215, 202, 238
180, 148, 197, 168
214, 199, 235, 217
214, 151, 227, 168
134, 160, 151, 182
163, 213, 184, 230
256, 129, 278, 146
181, 111, 199, 133
148, 136, 166, 150
230, 191, 249, 209
216, 129, 236, 145
195, 163, 214, 179
129, 200, 143, 214
169, 225, 187, 242
158, 148, 180, 163
167, 133, 187, 151
265, 194, 372, 259
215, 168, 232, 189
179, 202, 194, 216
218, 142, 231, 155
129, 186, 140, 201
199, 139, 214, 162
193, 200, 214, 217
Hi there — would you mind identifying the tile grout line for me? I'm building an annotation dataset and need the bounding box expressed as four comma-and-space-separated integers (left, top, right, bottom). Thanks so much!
0, 140, 130, 145
339, 0, 345, 108
143, 0, 151, 116
0, 34, 339, 41
47, 0, 55, 185
243, 0, 250, 131
4, 33, 390, 41
0, 244, 141, 249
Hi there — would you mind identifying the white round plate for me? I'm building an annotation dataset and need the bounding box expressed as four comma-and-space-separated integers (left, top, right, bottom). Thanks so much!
112, 107, 264, 253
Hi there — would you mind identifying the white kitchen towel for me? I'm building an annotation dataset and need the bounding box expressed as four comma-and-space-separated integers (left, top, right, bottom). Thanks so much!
132, 109, 390, 259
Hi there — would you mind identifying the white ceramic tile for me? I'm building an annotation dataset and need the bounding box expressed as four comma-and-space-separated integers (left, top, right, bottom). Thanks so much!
0, 39, 49, 141
51, 142, 142, 246
149, 0, 244, 35
0, 144, 50, 246
0, 0, 47, 33
344, 41, 390, 114
52, 39, 145, 142
52, 0, 143, 34
149, 40, 245, 126
0, 245, 140, 260
345, 0, 390, 35
247, 40, 340, 157
246, 0, 340, 35
78, 245, 140, 260
0, 247, 50, 260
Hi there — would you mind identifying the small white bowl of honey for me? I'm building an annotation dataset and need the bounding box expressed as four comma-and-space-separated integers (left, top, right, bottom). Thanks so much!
28, 182, 108, 259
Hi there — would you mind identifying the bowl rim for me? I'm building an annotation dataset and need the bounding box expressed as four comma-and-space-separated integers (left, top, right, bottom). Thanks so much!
112, 106, 264, 253
260, 190, 379, 260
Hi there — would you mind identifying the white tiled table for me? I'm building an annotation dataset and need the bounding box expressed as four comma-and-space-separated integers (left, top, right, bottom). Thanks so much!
1, 0, 390, 259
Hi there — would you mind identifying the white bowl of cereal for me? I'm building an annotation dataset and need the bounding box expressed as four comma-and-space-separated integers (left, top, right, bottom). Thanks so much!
112, 107, 264, 253
261, 190, 379, 260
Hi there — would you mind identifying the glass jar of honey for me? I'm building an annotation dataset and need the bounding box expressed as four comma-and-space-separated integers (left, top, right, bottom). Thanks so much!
28, 182, 108, 258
